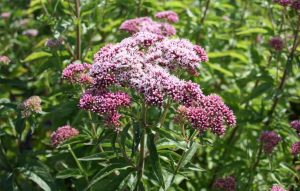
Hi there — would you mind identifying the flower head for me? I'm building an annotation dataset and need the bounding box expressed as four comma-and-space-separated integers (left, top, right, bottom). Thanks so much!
269, 37, 284, 51
155, 11, 179, 23
62, 62, 93, 85
22, 29, 38, 37
0, 55, 10, 65
273, 0, 291, 6
291, 0, 300, 10
1, 12, 11, 19
270, 185, 287, 191
291, 120, 300, 136
51, 125, 79, 146
81, 31, 235, 133
119, 17, 176, 36
213, 176, 236, 191
18, 96, 42, 118
259, 131, 281, 154
45, 38, 63, 48
291, 142, 300, 155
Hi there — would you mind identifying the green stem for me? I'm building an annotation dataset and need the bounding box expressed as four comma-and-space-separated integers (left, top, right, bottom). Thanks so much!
68, 144, 89, 185
118, 135, 135, 167
75, 0, 81, 60
135, 101, 147, 190
158, 99, 171, 128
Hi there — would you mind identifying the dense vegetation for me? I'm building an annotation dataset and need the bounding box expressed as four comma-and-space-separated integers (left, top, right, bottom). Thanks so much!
1, 0, 300, 190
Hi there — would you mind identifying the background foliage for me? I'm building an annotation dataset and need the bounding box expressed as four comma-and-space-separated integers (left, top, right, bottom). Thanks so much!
0, 0, 300, 190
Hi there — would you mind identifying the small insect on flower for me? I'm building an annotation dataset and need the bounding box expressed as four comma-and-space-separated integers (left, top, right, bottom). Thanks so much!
0, 55, 10, 65
259, 131, 281, 154
62, 62, 93, 85
213, 176, 236, 191
291, 120, 300, 136
155, 11, 179, 23
269, 37, 284, 52
270, 185, 287, 191
18, 96, 42, 118
51, 125, 79, 146
22, 29, 39, 37
291, 142, 300, 155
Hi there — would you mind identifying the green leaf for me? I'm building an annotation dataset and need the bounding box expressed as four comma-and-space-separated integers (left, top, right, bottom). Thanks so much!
56, 168, 82, 179
245, 82, 273, 102
208, 51, 248, 63
85, 163, 133, 191
204, 62, 234, 77
79, 151, 116, 161
178, 142, 199, 169
147, 129, 165, 188
23, 51, 52, 62
236, 28, 268, 36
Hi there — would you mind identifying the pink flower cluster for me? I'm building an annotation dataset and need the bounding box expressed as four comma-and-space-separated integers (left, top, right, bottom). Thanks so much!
62, 62, 93, 85
0, 55, 10, 65
273, 0, 291, 6
22, 29, 38, 37
84, 30, 235, 134
259, 131, 281, 154
18, 96, 42, 118
177, 95, 236, 135
213, 176, 236, 191
45, 38, 63, 48
291, 142, 300, 155
273, 0, 300, 10
291, 120, 300, 136
51, 125, 79, 146
1, 12, 11, 19
155, 11, 179, 23
269, 37, 284, 52
79, 89, 131, 127
119, 15, 176, 36
270, 185, 287, 191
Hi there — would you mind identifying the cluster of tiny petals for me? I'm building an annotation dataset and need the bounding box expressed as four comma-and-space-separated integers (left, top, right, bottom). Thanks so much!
22, 29, 38, 37
270, 185, 287, 191
18, 96, 42, 118
155, 11, 179, 23
269, 37, 284, 51
291, 142, 300, 155
273, 0, 291, 6
51, 125, 79, 146
45, 38, 63, 48
259, 131, 281, 154
213, 176, 236, 191
0, 55, 10, 65
147, 39, 208, 75
62, 62, 93, 85
291, 120, 300, 136
291, 0, 300, 10
87, 31, 235, 133
1, 12, 11, 19
79, 89, 130, 126
119, 17, 176, 36
177, 94, 236, 135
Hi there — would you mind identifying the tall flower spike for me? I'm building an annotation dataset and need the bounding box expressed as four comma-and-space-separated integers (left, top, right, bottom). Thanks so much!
213, 176, 236, 191
51, 125, 79, 146
19, 96, 42, 118
155, 11, 179, 23
259, 131, 281, 154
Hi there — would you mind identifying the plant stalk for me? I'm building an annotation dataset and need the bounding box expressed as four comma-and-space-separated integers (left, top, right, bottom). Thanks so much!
75, 0, 81, 60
